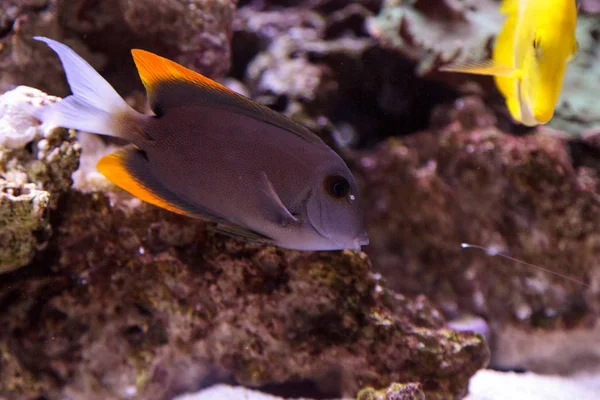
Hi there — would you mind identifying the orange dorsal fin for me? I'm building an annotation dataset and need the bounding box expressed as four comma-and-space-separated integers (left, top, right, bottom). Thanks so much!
131, 49, 232, 108
129, 49, 324, 145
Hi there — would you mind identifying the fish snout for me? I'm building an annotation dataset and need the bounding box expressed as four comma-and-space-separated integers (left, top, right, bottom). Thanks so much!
533, 107, 554, 125
352, 231, 369, 250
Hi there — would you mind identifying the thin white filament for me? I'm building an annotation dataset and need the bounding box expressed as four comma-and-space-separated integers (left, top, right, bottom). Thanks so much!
461, 243, 590, 288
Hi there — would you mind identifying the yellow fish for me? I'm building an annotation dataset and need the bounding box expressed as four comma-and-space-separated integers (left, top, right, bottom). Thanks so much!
439, 0, 579, 126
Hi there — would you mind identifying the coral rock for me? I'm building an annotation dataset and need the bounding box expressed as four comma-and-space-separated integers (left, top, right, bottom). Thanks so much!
0, 185, 489, 399
547, 15, 600, 135
1, 0, 237, 97
367, 0, 502, 77
358, 382, 425, 400
118, 0, 237, 77
0, 86, 80, 273
356, 96, 600, 371
233, 3, 380, 146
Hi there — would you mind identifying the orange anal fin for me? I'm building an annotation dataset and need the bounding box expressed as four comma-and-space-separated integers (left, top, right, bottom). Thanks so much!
97, 146, 277, 245
97, 147, 195, 217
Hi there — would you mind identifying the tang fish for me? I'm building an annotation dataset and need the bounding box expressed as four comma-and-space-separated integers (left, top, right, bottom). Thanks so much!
31, 37, 369, 251
439, 0, 578, 126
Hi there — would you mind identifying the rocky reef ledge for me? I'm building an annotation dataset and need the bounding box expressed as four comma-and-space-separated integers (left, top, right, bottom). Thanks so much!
0, 87, 488, 400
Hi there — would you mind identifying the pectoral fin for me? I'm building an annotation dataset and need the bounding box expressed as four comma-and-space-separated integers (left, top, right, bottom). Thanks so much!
212, 223, 275, 244
439, 59, 519, 77
258, 171, 298, 227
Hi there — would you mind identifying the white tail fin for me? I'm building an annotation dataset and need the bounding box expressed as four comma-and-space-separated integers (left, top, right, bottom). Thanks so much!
32, 37, 141, 138
461, 243, 590, 288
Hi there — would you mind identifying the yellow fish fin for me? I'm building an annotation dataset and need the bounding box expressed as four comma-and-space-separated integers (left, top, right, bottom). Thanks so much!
130, 49, 324, 146
439, 59, 518, 77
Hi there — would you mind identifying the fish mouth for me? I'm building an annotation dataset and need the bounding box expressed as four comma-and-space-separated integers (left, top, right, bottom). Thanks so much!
306, 205, 369, 251
517, 80, 537, 126
305, 192, 367, 250
353, 231, 369, 250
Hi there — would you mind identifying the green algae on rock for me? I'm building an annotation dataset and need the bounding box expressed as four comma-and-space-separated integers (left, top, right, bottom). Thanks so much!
358, 382, 425, 400
0, 86, 80, 273
0, 182, 50, 273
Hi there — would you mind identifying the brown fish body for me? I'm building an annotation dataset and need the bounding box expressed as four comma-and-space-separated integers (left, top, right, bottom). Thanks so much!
139, 105, 345, 248
31, 37, 369, 251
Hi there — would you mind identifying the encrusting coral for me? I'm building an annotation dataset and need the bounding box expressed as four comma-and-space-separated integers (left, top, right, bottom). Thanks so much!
0, 86, 80, 273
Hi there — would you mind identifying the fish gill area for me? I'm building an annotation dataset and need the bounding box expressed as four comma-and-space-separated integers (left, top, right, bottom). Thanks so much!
0, 0, 599, 399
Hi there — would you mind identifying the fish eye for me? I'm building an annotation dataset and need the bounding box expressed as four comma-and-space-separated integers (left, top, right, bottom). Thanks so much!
325, 175, 350, 199
532, 36, 541, 54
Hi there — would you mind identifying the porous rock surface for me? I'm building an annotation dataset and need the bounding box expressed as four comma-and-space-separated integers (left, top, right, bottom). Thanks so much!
0, 181, 488, 400
233, 0, 454, 148
6, 0, 600, 396
0, 0, 237, 96
367, 0, 502, 78
0, 86, 80, 273
356, 96, 600, 372
357, 382, 425, 400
